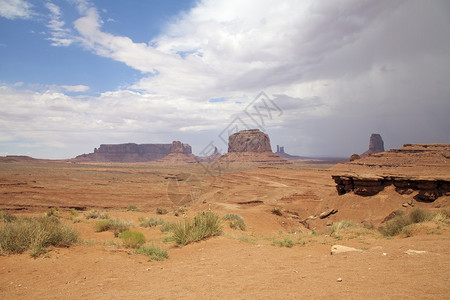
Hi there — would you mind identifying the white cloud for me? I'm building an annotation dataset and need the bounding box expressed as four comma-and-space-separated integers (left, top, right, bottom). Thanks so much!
60, 85, 89, 92
0, 0, 33, 19
45, 2, 74, 46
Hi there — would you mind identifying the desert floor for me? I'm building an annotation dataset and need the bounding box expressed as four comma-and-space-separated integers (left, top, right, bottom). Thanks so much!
0, 160, 449, 299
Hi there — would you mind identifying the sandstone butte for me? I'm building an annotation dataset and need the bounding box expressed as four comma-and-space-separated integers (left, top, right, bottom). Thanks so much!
217, 129, 290, 166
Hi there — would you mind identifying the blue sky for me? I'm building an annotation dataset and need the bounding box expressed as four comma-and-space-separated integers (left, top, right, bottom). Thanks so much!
0, 0, 449, 158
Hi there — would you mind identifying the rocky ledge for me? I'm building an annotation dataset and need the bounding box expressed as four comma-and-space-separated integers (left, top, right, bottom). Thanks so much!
332, 174, 450, 201
332, 143, 450, 201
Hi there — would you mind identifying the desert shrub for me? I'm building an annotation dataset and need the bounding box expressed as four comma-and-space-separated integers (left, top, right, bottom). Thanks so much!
222, 214, 246, 231
379, 215, 411, 237
327, 220, 361, 237
70, 209, 79, 217
72, 217, 81, 223
170, 211, 222, 246
222, 213, 244, 222
272, 237, 294, 248
94, 219, 111, 232
46, 208, 60, 218
0, 216, 78, 257
229, 220, 246, 231
94, 218, 130, 237
0, 211, 17, 223
160, 222, 176, 233
119, 230, 146, 248
431, 210, 450, 222
126, 204, 139, 212
173, 206, 188, 216
109, 218, 131, 237
156, 207, 168, 215
139, 216, 166, 228
409, 208, 431, 223
85, 210, 109, 220
135, 244, 168, 261
271, 207, 282, 216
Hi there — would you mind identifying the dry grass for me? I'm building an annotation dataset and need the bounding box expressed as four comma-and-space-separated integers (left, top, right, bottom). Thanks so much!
169, 211, 222, 246
0, 215, 78, 257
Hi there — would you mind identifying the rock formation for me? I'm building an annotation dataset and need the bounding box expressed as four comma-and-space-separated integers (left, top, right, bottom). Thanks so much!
218, 129, 290, 165
349, 154, 361, 161
275, 145, 302, 160
332, 144, 450, 201
157, 141, 197, 164
361, 133, 385, 157
228, 129, 272, 152
73, 141, 192, 163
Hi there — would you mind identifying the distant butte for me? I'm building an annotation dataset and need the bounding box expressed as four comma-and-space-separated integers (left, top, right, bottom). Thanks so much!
361, 133, 385, 157
73, 141, 193, 163
218, 129, 290, 165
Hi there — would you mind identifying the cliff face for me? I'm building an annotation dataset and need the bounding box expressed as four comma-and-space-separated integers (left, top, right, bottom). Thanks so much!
74, 141, 192, 162
332, 144, 450, 201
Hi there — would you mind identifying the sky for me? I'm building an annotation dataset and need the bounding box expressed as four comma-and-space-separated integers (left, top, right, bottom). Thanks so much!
0, 0, 449, 159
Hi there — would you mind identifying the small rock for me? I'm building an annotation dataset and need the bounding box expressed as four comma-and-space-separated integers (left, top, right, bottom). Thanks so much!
331, 245, 362, 255
337, 278, 342, 282
382, 253, 387, 256
320, 209, 338, 219
402, 203, 409, 207
405, 249, 427, 255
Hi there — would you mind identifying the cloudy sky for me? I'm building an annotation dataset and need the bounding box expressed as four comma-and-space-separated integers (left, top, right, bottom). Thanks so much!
0, 0, 449, 159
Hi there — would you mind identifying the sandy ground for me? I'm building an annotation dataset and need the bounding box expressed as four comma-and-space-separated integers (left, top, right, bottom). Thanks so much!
0, 160, 449, 299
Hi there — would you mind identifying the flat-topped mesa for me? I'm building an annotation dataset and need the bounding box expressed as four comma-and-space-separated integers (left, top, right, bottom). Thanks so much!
228, 129, 272, 153
361, 133, 385, 157
74, 141, 192, 162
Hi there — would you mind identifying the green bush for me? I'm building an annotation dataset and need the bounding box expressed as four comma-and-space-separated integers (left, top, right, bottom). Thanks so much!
0, 216, 78, 257
140, 216, 166, 228
135, 244, 168, 261
170, 211, 222, 246
272, 237, 295, 248
94, 219, 111, 232
119, 230, 146, 248
379, 215, 411, 237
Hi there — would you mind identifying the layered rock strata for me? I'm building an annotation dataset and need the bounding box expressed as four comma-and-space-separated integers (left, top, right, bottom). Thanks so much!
332, 144, 450, 201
